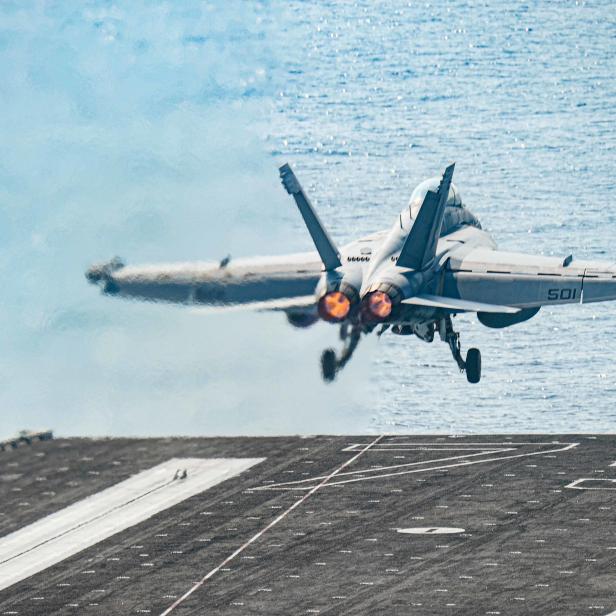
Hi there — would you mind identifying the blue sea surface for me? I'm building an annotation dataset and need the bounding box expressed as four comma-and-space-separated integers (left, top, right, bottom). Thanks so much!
0, 1, 614, 436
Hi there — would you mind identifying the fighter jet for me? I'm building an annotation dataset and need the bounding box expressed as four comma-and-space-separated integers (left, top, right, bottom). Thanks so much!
86, 163, 616, 383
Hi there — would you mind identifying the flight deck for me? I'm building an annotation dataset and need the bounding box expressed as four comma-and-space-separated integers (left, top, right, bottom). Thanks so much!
1, 435, 615, 615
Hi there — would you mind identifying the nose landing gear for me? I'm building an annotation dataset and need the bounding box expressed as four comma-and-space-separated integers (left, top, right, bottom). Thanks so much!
440, 316, 482, 383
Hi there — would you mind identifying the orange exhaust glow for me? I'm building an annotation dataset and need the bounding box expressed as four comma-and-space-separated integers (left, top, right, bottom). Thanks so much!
366, 291, 393, 319
318, 291, 351, 322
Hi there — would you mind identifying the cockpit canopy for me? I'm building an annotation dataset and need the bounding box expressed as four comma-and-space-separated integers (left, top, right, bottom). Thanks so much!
408, 177, 462, 219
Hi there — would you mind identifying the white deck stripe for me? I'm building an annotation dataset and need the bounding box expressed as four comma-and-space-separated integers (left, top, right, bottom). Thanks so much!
565, 478, 616, 490
261, 442, 579, 490
251, 449, 510, 490
348, 441, 568, 446
159, 435, 383, 616
342, 446, 503, 452
0, 457, 263, 591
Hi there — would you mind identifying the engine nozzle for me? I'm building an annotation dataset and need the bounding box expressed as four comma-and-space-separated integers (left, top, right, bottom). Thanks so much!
318, 291, 352, 322
362, 290, 393, 321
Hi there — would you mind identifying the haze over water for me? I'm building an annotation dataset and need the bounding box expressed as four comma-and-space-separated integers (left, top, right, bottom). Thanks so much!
0, 1, 614, 436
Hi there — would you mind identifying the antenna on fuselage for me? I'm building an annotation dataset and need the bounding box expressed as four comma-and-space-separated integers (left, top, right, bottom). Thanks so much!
396, 163, 455, 271
279, 163, 342, 272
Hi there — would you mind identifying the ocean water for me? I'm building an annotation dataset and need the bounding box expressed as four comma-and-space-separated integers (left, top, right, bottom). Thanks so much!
0, 1, 614, 436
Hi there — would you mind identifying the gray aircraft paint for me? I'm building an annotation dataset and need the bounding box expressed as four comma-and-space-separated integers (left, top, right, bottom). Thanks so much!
86, 165, 616, 381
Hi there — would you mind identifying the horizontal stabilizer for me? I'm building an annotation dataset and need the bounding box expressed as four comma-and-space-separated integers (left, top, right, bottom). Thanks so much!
189, 295, 316, 315
402, 294, 520, 314
279, 163, 342, 271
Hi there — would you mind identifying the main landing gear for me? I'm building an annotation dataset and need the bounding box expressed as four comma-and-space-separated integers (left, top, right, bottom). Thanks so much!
321, 324, 362, 382
320, 316, 482, 384
440, 316, 482, 384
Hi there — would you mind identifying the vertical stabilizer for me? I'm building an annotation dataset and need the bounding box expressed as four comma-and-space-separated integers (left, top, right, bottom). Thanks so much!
396, 163, 455, 270
279, 163, 342, 271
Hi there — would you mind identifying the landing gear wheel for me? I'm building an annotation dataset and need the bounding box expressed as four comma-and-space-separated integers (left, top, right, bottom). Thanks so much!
465, 348, 481, 384
321, 349, 337, 382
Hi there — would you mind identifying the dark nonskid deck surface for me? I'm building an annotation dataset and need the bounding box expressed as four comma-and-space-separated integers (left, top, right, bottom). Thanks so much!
1, 435, 616, 615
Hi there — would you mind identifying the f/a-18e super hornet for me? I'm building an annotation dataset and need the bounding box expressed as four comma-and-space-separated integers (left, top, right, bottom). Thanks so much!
87, 163, 616, 383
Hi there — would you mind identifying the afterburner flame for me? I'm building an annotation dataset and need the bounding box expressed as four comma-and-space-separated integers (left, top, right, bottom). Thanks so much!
318, 291, 351, 322
366, 291, 393, 319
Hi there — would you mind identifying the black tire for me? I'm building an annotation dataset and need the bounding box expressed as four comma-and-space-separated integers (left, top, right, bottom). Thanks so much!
466, 348, 482, 384
321, 349, 337, 382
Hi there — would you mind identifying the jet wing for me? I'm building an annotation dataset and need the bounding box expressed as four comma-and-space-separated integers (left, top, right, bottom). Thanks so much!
443, 247, 616, 308
87, 252, 323, 310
